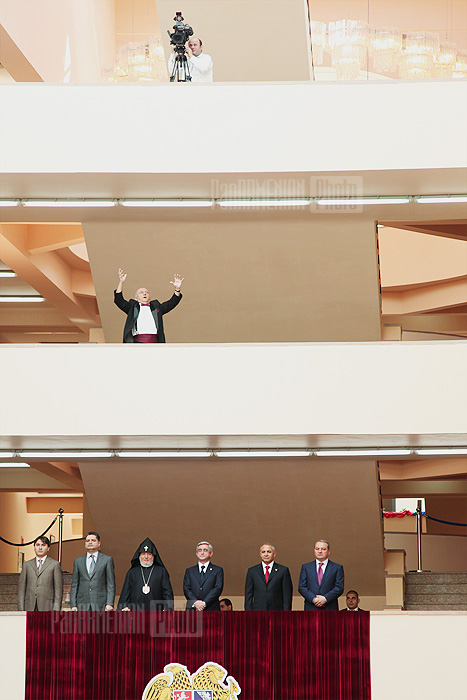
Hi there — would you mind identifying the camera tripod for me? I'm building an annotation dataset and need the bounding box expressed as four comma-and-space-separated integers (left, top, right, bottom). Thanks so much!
170, 49, 192, 82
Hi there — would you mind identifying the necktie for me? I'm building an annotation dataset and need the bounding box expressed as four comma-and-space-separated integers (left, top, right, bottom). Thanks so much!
200, 565, 206, 581
37, 559, 43, 574
89, 555, 95, 576
265, 565, 270, 583
317, 562, 323, 585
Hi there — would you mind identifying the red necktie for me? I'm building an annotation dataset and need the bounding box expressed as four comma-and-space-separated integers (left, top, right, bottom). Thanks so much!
140, 303, 150, 306
317, 562, 323, 585
265, 565, 270, 583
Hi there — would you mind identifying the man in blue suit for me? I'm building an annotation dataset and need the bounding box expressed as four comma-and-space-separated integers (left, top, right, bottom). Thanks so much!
298, 539, 344, 611
183, 541, 224, 611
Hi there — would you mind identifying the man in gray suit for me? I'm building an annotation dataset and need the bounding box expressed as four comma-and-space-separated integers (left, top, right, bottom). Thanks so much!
18, 535, 63, 611
70, 531, 115, 611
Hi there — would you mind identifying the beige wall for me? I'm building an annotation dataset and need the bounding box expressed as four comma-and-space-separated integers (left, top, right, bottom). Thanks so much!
0, 0, 116, 81
0, 492, 82, 573
384, 533, 467, 572
157, 0, 312, 81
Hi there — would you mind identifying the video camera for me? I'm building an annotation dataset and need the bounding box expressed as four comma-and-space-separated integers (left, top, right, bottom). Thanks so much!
168, 12, 194, 53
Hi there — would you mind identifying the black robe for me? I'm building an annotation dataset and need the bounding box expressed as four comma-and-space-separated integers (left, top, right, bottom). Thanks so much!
118, 565, 174, 611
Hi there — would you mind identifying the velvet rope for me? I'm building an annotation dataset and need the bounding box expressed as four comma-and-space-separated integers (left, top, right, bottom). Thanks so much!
0, 513, 59, 546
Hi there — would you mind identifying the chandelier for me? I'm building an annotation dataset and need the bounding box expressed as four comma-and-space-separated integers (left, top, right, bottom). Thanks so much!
310, 21, 326, 66
370, 27, 402, 73
310, 17, 465, 80
328, 20, 370, 80
105, 35, 168, 83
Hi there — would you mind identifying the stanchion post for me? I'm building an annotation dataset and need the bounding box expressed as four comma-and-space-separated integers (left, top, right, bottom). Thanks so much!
416, 499, 423, 573
58, 508, 64, 565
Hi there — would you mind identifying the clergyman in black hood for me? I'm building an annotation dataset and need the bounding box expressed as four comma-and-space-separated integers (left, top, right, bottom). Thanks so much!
118, 537, 174, 611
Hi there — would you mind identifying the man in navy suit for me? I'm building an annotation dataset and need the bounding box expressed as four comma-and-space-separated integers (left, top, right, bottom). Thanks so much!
298, 539, 344, 611
183, 541, 224, 611
244, 543, 293, 611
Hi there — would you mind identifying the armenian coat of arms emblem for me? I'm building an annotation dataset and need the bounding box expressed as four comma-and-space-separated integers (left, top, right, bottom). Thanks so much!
142, 662, 241, 700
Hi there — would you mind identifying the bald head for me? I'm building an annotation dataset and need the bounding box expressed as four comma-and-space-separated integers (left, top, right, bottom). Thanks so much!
135, 288, 150, 303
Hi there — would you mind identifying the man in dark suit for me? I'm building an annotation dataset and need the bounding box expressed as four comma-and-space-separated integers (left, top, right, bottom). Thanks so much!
70, 531, 115, 611
114, 268, 183, 343
298, 539, 344, 611
18, 536, 63, 611
183, 541, 224, 611
244, 543, 293, 611
341, 589, 365, 611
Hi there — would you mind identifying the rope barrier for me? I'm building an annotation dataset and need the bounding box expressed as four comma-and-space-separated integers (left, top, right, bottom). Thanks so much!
0, 514, 59, 547
425, 514, 467, 527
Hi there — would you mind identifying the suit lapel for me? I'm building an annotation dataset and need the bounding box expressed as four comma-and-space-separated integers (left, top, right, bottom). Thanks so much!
321, 560, 333, 586
268, 564, 279, 583
150, 303, 160, 332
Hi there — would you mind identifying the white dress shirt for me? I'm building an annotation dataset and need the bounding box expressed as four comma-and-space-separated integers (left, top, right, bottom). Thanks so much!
168, 52, 213, 82
133, 304, 157, 336
87, 552, 98, 573
316, 558, 328, 576
36, 555, 47, 569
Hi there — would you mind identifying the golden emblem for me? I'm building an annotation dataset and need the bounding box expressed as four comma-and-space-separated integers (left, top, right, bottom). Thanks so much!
142, 662, 241, 700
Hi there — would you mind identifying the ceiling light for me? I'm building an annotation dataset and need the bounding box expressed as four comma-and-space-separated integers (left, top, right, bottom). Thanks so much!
0, 200, 19, 207
315, 197, 411, 205
218, 199, 310, 207
0, 296, 45, 302
0, 271, 16, 277
120, 199, 213, 207
118, 450, 213, 458
0, 452, 15, 459
314, 448, 413, 456
414, 448, 467, 456
415, 195, 467, 204
0, 462, 30, 468
22, 199, 116, 208
215, 450, 311, 457
18, 451, 114, 458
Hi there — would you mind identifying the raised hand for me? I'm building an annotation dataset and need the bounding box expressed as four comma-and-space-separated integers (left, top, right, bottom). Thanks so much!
170, 273, 184, 292
118, 268, 127, 284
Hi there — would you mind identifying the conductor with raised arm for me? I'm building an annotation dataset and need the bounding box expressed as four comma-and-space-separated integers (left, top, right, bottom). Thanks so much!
114, 268, 184, 343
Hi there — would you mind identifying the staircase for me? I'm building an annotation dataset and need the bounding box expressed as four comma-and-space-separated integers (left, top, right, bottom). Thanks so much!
0, 572, 73, 611
405, 572, 467, 610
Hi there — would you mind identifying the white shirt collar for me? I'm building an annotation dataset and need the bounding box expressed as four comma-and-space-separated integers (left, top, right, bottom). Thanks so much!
36, 555, 47, 565
316, 558, 328, 570
87, 552, 98, 560
198, 561, 210, 572
262, 561, 274, 573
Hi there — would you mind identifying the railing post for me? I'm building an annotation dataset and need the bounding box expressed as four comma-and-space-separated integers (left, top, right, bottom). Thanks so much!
416, 499, 423, 572
58, 508, 64, 565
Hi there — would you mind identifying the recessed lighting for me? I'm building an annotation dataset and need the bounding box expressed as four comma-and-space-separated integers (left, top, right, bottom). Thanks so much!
0, 271, 16, 277
314, 449, 413, 457
0, 296, 45, 302
0, 462, 30, 468
218, 199, 310, 207
215, 450, 310, 457
120, 199, 212, 208
22, 199, 116, 208
18, 451, 114, 458
0, 200, 19, 207
118, 450, 213, 458
315, 197, 411, 206
415, 195, 467, 204
414, 448, 467, 456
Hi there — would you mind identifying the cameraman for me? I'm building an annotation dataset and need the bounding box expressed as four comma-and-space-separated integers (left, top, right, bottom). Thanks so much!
169, 38, 213, 82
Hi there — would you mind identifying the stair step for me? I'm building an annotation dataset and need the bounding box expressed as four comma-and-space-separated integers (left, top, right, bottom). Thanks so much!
405, 584, 467, 595
405, 593, 467, 605
405, 603, 467, 611
405, 573, 467, 584
0, 603, 19, 611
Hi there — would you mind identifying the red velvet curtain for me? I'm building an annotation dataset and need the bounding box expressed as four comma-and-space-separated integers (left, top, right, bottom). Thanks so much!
26, 611, 370, 700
